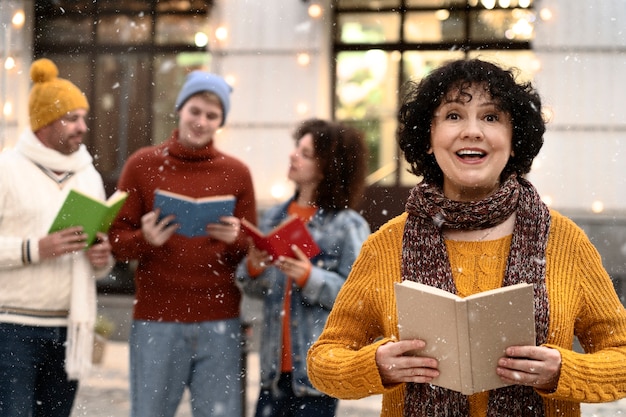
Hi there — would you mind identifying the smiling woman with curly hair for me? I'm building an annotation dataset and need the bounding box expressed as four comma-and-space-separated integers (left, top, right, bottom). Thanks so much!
307, 59, 626, 417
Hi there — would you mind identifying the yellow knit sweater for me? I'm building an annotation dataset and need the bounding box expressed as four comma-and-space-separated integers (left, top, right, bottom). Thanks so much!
307, 211, 626, 416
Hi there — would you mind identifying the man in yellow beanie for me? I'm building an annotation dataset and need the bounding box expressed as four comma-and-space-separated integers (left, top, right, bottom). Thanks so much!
0, 58, 114, 417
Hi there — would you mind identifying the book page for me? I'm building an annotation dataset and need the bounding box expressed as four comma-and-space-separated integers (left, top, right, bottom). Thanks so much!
394, 281, 464, 393
107, 189, 129, 206
155, 189, 234, 204
465, 283, 535, 393
394, 281, 535, 395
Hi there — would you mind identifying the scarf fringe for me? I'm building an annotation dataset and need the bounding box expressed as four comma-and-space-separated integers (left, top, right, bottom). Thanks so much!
65, 321, 94, 380
65, 252, 96, 381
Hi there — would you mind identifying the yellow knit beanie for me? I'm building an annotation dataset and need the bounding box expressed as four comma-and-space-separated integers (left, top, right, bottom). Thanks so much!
28, 58, 89, 132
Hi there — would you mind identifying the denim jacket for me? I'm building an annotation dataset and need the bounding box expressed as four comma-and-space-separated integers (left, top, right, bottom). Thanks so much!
236, 198, 370, 397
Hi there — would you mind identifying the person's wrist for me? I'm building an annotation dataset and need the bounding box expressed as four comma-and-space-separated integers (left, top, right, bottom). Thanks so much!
294, 263, 312, 287
247, 257, 265, 277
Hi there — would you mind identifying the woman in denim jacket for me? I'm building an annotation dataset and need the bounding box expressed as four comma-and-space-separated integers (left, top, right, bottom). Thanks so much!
236, 118, 370, 417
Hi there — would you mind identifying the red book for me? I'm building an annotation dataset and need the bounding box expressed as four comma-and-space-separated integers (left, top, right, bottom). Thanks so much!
241, 217, 321, 259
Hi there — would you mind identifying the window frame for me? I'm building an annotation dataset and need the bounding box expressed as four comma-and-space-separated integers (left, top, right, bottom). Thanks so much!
331, 0, 536, 187
33, 0, 214, 191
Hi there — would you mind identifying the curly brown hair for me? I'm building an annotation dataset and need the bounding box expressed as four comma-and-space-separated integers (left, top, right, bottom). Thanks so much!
397, 58, 545, 186
293, 119, 369, 210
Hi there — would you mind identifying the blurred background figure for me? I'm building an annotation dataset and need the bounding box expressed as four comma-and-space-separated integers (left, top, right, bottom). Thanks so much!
0, 58, 113, 417
237, 118, 370, 417
109, 71, 256, 417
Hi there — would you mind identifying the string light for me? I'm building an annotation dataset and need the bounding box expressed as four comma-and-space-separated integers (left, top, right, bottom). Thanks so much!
540, 8, 553, 21
194, 32, 208, 47
3, 102, 12, 117
224, 74, 237, 87
296, 52, 311, 66
215, 26, 228, 42
481, 0, 496, 10
591, 201, 604, 214
296, 102, 309, 115
307, 4, 323, 19
4, 56, 15, 70
12, 9, 24, 28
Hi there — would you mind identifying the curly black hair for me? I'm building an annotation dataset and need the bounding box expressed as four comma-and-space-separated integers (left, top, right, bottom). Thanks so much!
293, 118, 368, 210
397, 58, 545, 185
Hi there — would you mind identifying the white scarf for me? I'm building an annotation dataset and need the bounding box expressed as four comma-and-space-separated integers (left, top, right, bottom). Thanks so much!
64, 253, 96, 380
16, 130, 97, 380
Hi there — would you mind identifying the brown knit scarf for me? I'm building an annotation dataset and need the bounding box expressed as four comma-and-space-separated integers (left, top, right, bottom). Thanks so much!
401, 174, 550, 417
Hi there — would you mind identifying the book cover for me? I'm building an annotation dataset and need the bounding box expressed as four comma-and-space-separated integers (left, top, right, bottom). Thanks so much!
153, 189, 236, 238
48, 189, 128, 246
394, 281, 535, 395
240, 217, 321, 259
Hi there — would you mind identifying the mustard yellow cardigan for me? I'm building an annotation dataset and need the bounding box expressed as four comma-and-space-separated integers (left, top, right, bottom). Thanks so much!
307, 211, 626, 417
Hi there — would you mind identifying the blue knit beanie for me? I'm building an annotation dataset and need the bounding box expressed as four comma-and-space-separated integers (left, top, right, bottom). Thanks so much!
175, 71, 232, 126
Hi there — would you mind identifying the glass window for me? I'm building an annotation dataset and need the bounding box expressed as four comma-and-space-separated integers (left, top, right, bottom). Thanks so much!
34, 1, 213, 183
97, 14, 153, 45
35, 17, 94, 45
156, 0, 212, 12
335, 50, 398, 122
336, 0, 400, 9
470, 8, 536, 41
335, 50, 400, 181
406, 0, 467, 6
97, 0, 152, 12
403, 50, 465, 83
92, 53, 154, 173
467, 50, 539, 82
155, 15, 211, 46
34, 0, 94, 13
337, 13, 401, 44
333, 0, 537, 191
404, 10, 465, 43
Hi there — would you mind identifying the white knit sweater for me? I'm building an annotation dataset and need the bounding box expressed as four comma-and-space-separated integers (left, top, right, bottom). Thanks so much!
0, 129, 109, 327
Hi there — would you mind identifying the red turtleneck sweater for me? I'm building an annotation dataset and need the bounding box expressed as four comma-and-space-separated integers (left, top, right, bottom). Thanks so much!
109, 130, 257, 323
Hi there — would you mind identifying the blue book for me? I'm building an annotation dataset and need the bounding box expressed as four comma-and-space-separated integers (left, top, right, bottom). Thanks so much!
153, 189, 236, 238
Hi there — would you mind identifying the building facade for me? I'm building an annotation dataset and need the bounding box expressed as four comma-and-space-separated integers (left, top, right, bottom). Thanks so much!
2, 1, 625, 209
2, 0, 626, 283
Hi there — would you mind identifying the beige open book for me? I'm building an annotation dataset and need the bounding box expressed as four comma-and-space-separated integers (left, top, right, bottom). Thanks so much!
394, 281, 536, 395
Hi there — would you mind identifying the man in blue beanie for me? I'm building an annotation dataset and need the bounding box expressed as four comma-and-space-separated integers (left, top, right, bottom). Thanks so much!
174, 71, 232, 126
109, 71, 257, 417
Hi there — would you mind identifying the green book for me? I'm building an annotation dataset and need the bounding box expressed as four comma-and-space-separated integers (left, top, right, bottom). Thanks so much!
48, 189, 128, 246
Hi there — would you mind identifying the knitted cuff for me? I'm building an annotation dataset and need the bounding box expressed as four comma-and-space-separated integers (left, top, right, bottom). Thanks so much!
21, 239, 32, 265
